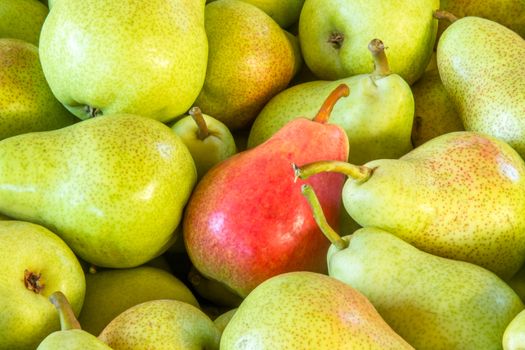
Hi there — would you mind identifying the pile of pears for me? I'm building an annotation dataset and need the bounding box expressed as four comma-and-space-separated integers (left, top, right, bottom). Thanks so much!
1, 0, 525, 348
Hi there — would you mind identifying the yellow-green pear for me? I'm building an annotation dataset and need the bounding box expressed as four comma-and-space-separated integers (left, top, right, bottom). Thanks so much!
0, 0, 47, 46
295, 132, 525, 280
299, 0, 439, 84
503, 309, 525, 350
39, 0, 208, 122
437, 16, 525, 158
214, 308, 237, 334
194, 0, 295, 130
411, 67, 463, 146
221, 271, 413, 349
238, 0, 304, 28
0, 39, 76, 140
0, 114, 197, 268
37, 292, 112, 350
78, 266, 199, 336
98, 299, 221, 350
0, 221, 85, 350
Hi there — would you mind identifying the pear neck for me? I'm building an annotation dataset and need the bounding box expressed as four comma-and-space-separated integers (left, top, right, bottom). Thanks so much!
49, 291, 81, 331
312, 84, 350, 124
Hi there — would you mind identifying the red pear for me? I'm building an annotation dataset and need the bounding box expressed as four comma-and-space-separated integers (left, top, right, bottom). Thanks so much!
184, 85, 350, 297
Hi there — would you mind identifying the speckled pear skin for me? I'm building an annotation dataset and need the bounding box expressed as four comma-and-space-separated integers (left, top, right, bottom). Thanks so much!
437, 17, 525, 158
248, 75, 414, 165
194, 0, 295, 130
503, 309, 525, 350
344, 132, 525, 279
438, 0, 525, 39
39, 0, 208, 123
0, 221, 85, 350
37, 330, 112, 350
298, 0, 439, 84
411, 68, 463, 146
78, 266, 199, 336
0, 39, 76, 141
220, 271, 414, 350
0, 114, 197, 268
328, 228, 524, 350
98, 300, 221, 350
238, 0, 305, 28
0, 0, 47, 46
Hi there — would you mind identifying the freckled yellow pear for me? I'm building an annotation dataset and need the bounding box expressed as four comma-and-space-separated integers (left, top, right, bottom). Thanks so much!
220, 271, 413, 349
0, 114, 196, 268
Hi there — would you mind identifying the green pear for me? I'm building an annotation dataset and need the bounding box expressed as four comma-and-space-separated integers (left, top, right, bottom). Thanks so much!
78, 266, 199, 336
295, 132, 525, 279
39, 0, 207, 122
221, 271, 413, 349
0, 221, 85, 350
0, 114, 197, 268
0, 39, 76, 140
283, 30, 303, 77
171, 107, 237, 180
411, 68, 463, 146
213, 308, 237, 334
0, 0, 47, 46
437, 16, 525, 158
503, 309, 525, 350
249, 39, 414, 165
193, 0, 295, 130
236, 0, 304, 28
301, 185, 524, 349
37, 292, 112, 350
98, 300, 221, 350
438, 0, 525, 39
299, 0, 439, 84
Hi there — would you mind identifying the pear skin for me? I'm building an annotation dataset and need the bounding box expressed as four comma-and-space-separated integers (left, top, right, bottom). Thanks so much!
237, 0, 305, 28
0, 114, 196, 268
503, 309, 525, 350
0, 0, 47, 46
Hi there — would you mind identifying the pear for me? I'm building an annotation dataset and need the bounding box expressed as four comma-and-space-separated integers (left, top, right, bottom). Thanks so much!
184, 85, 350, 297
295, 132, 525, 280
0, 39, 76, 141
171, 107, 237, 180
214, 308, 237, 334
411, 67, 463, 146
0, 114, 197, 268
0, 221, 85, 350
509, 265, 525, 302
37, 292, 112, 350
249, 39, 414, 165
503, 309, 525, 350
438, 0, 525, 39
235, 0, 304, 28
98, 299, 221, 350
193, 0, 295, 130
283, 30, 303, 77
221, 271, 413, 349
78, 266, 199, 336
437, 15, 525, 158
299, 0, 439, 84
301, 184, 523, 349
188, 266, 243, 308
39, 0, 207, 122
0, 0, 47, 46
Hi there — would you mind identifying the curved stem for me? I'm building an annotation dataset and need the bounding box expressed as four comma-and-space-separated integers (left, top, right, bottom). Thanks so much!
189, 107, 209, 140
301, 184, 348, 250
433, 10, 458, 23
49, 291, 81, 331
368, 39, 391, 78
312, 84, 350, 124
293, 161, 372, 183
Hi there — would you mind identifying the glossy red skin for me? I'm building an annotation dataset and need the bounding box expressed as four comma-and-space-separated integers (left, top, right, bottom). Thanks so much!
183, 118, 349, 297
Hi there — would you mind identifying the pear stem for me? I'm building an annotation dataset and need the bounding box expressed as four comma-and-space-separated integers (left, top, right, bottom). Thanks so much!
293, 161, 372, 183
368, 39, 391, 77
189, 107, 209, 140
301, 184, 348, 250
312, 84, 350, 124
433, 10, 458, 23
49, 291, 81, 331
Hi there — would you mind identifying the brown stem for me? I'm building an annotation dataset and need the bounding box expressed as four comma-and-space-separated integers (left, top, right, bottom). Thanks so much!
189, 107, 209, 140
368, 39, 391, 77
293, 161, 373, 183
312, 84, 350, 124
49, 291, 81, 331
433, 10, 458, 23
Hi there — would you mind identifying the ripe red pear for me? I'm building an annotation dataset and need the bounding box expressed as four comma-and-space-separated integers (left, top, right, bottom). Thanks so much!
184, 84, 350, 297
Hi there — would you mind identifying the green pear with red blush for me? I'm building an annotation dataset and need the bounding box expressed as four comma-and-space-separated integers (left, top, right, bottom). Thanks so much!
184, 84, 350, 297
